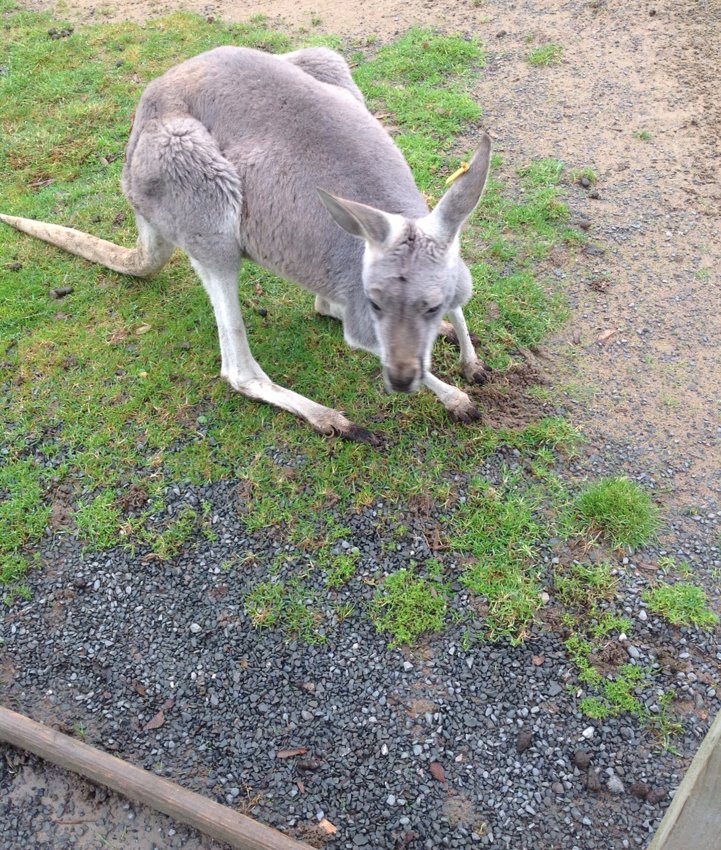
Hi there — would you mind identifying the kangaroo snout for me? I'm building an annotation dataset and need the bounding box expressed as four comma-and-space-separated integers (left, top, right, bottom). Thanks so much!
385, 360, 423, 394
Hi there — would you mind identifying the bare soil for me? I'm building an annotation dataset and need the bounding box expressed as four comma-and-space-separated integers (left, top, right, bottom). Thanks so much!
6, 0, 720, 846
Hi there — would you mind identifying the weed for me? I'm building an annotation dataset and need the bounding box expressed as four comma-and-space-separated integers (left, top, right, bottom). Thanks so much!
569, 167, 598, 185
642, 582, 718, 629
371, 568, 447, 645
634, 129, 652, 141
527, 44, 563, 66
572, 477, 659, 548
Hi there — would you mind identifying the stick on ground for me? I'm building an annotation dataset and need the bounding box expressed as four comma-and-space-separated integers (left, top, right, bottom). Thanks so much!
0, 706, 315, 850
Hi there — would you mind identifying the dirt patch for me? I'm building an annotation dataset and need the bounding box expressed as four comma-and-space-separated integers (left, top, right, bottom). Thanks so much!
589, 640, 628, 674
471, 357, 552, 430
442, 790, 481, 829
46, 483, 75, 533
117, 482, 149, 513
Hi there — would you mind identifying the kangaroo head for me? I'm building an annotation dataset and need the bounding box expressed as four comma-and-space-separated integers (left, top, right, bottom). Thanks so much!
318, 135, 491, 393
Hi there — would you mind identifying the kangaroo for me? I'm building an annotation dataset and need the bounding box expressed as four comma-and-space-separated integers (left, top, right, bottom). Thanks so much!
1, 46, 492, 442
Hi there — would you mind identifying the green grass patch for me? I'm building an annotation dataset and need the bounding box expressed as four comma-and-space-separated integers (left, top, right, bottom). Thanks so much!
74, 490, 122, 550
244, 578, 326, 643
527, 43, 563, 67
642, 583, 718, 629
371, 567, 447, 645
569, 167, 598, 185
571, 477, 659, 548
324, 551, 360, 589
451, 481, 543, 643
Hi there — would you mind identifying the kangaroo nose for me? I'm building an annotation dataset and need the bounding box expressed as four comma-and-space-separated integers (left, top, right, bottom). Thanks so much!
388, 363, 420, 393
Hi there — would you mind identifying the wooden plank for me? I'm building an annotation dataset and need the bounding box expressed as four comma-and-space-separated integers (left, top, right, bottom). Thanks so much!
647, 709, 721, 850
0, 706, 315, 850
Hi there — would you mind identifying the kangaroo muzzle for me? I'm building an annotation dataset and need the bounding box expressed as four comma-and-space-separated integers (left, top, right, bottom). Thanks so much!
385, 360, 423, 393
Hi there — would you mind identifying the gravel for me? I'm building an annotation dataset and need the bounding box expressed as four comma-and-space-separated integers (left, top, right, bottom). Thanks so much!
2, 472, 719, 850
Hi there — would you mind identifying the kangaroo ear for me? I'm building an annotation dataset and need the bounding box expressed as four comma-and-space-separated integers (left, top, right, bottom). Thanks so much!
317, 189, 395, 245
422, 133, 492, 242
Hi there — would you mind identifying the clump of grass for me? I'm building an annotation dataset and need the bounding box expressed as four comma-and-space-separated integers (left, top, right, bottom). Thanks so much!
324, 551, 360, 589
642, 582, 718, 629
453, 483, 543, 643
578, 663, 644, 719
245, 578, 326, 642
245, 580, 285, 628
527, 43, 563, 66
554, 561, 616, 608
572, 477, 659, 548
569, 166, 598, 185
74, 490, 121, 550
634, 129, 652, 141
517, 158, 564, 187
371, 568, 447, 645
148, 505, 198, 560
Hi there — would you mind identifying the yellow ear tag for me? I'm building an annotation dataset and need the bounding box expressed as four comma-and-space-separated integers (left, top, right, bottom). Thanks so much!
445, 161, 470, 186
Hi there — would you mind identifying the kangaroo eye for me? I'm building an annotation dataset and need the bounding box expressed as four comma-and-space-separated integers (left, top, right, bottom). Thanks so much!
369, 299, 382, 313
425, 304, 442, 316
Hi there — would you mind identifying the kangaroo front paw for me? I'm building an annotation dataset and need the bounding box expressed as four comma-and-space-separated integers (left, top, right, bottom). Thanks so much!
446, 394, 481, 424
313, 409, 380, 446
461, 359, 491, 385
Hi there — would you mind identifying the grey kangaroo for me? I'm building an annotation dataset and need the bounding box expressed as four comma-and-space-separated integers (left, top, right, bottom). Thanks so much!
1, 46, 492, 441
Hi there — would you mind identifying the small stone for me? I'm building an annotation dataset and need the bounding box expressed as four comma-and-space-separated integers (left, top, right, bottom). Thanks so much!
189, 623, 202, 634
257, 307, 268, 317
573, 749, 591, 769
647, 787, 668, 805
581, 726, 595, 739
579, 176, 591, 188
627, 645, 641, 660
516, 729, 533, 754
607, 773, 625, 795
403, 661, 413, 672
586, 769, 602, 793
629, 781, 650, 799
638, 609, 648, 621
387, 794, 396, 806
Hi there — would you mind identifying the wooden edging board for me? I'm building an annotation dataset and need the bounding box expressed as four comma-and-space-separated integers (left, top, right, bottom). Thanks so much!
0, 706, 315, 850
646, 708, 721, 850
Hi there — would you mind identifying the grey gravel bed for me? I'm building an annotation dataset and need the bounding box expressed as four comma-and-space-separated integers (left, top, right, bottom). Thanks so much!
2, 468, 720, 850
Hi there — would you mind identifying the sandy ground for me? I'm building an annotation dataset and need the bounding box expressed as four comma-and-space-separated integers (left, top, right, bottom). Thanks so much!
4, 0, 720, 846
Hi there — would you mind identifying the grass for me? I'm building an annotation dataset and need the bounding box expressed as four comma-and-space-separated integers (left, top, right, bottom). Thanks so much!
370, 568, 447, 645
244, 578, 326, 642
571, 477, 659, 548
643, 583, 719, 629
527, 43, 563, 67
